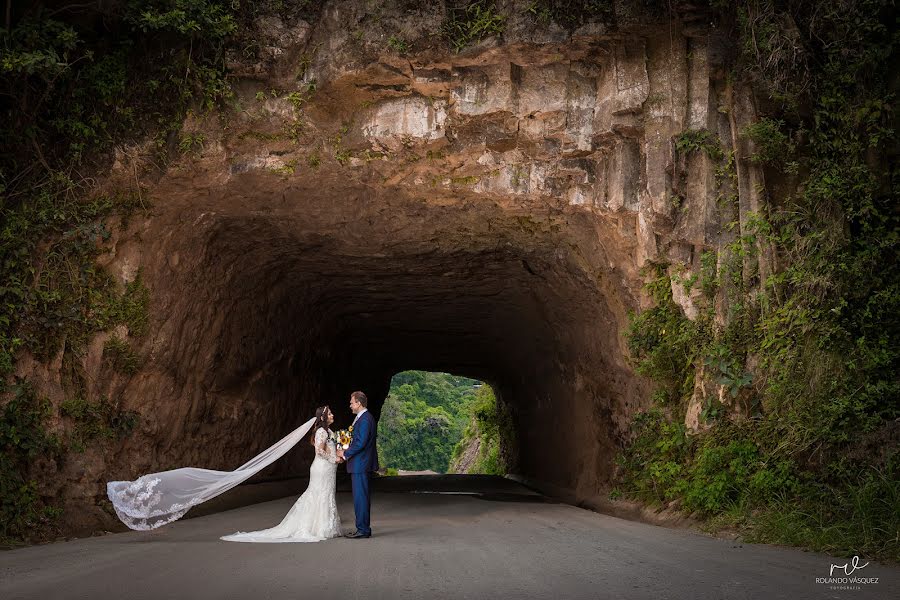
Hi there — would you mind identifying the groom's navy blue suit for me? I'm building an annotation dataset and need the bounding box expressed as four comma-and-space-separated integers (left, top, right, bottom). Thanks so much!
343, 410, 378, 536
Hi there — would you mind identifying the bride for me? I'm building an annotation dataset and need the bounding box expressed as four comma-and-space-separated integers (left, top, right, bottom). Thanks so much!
221, 405, 342, 543
107, 405, 343, 542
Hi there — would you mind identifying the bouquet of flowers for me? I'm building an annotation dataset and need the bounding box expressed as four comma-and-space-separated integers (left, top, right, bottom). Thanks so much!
336, 426, 353, 450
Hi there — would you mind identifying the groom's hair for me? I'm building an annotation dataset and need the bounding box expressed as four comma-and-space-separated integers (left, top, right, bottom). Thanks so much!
351, 391, 368, 407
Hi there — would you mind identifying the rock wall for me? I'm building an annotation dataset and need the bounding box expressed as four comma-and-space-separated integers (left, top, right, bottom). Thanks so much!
17, 1, 772, 533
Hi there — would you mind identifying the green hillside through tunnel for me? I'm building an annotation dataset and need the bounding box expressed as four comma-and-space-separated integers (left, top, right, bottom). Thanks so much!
376, 371, 509, 475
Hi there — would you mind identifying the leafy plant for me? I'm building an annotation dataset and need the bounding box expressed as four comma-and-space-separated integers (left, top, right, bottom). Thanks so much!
60, 394, 139, 452
703, 345, 753, 398
625, 264, 701, 405
284, 81, 317, 112
1, 2, 225, 394
616, 408, 690, 503
0, 3, 219, 543
0, 380, 61, 539
103, 335, 140, 374
443, 1, 506, 53
178, 132, 206, 156
386, 35, 409, 54
699, 395, 724, 423
334, 148, 351, 165
741, 118, 795, 166
699, 250, 719, 299
674, 129, 724, 160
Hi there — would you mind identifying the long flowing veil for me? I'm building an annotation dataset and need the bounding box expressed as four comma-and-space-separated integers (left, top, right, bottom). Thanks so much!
107, 417, 316, 530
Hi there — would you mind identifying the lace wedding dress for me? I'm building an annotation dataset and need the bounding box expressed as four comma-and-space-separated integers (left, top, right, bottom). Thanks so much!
220, 427, 342, 543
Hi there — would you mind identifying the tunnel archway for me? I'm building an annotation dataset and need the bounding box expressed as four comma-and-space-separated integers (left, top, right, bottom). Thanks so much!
112, 173, 647, 503
82, 15, 715, 524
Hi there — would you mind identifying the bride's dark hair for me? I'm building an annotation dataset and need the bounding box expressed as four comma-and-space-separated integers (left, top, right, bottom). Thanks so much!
309, 405, 330, 446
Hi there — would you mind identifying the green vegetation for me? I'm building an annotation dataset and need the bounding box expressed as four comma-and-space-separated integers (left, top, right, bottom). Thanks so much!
0, 0, 326, 388
386, 35, 409, 55
0, 380, 136, 542
740, 117, 795, 168
450, 384, 512, 475
625, 266, 706, 406
103, 335, 141, 375
0, 380, 61, 540
60, 394, 139, 453
377, 370, 480, 473
449, 175, 480, 186
269, 159, 299, 176
0, 2, 331, 543
525, 0, 615, 30
334, 148, 352, 165
377, 370, 507, 474
1, 0, 235, 389
674, 128, 725, 161
178, 133, 206, 158
616, 1, 899, 561
443, 1, 506, 53
0, 0, 259, 543
285, 81, 317, 112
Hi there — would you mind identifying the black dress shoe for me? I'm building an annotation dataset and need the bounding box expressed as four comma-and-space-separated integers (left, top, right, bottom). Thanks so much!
345, 530, 371, 539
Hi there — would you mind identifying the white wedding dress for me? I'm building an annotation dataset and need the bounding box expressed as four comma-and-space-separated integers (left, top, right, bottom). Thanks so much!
220, 427, 342, 543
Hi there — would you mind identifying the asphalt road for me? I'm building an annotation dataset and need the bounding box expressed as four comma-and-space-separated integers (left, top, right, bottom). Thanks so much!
1, 476, 895, 599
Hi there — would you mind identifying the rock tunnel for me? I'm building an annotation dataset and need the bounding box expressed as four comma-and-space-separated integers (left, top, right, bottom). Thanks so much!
23, 1, 771, 531
113, 170, 646, 505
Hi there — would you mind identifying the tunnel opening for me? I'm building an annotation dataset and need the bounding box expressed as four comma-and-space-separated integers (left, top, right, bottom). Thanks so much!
375, 370, 502, 476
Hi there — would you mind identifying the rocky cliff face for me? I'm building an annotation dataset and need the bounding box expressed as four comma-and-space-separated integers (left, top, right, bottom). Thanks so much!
17, 1, 774, 533
449, 421, 483, 475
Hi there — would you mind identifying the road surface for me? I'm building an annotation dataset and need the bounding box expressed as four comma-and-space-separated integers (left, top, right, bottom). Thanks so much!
1, 475, 895, 599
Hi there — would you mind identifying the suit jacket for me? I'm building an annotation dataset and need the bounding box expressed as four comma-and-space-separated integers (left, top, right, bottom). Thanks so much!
344, 410, 379, 473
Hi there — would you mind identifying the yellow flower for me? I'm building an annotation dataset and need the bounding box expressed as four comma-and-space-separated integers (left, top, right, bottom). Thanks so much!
337, 429, 352, 447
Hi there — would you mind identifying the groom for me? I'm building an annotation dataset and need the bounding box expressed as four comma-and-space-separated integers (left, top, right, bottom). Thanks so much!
338, 390, 378, 539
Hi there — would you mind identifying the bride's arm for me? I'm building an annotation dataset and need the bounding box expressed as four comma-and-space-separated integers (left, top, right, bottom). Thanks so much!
314, 428, 337, 463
